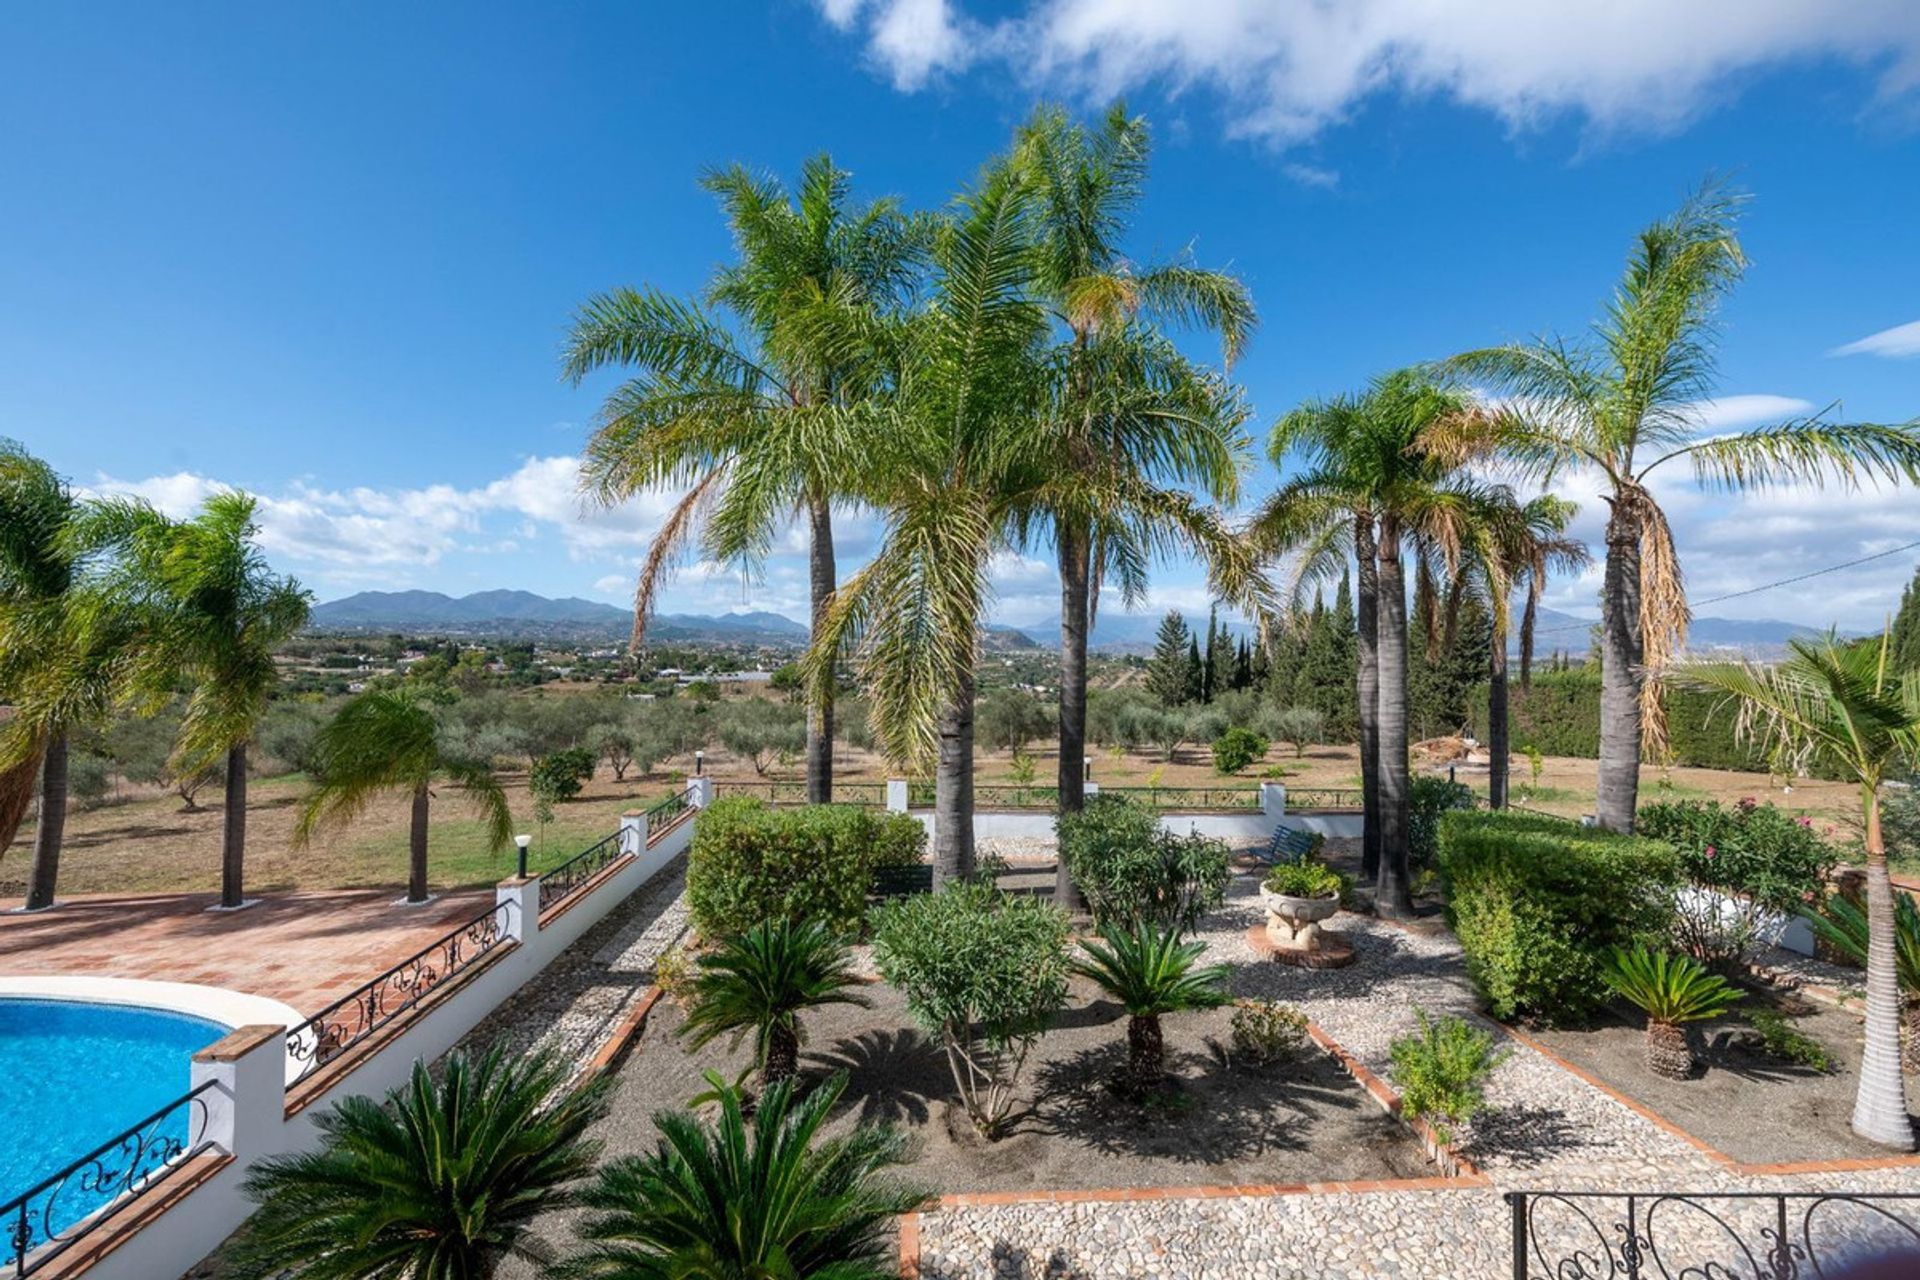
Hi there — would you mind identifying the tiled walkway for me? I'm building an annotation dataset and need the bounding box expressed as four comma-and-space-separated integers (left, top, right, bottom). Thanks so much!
0, 887, 496, 1014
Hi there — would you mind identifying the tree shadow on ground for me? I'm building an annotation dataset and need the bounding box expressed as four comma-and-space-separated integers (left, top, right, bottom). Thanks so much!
1463, 1102, 1592, 1169
807, 1027, 946, 1128
1030, 1038, 1363, 1164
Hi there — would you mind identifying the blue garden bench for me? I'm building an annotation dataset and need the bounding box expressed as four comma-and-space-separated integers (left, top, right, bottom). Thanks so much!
1249, 825, 1319, 868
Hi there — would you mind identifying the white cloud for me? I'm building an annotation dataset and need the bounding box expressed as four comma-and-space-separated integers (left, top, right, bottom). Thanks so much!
1830, 318, 1920, 358
1681, 394, 1818, 433
1281, 162, 1339, 189
812, 0, 1920, 143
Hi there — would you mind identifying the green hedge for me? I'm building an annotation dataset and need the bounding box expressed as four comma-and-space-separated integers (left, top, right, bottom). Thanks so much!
1470, 671, 1842, 778
1436, 809, 1681, 1023
687, 797, 924, 938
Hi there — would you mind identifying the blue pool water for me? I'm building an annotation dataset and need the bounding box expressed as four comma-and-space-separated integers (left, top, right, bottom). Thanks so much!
0, 998, 225, 1235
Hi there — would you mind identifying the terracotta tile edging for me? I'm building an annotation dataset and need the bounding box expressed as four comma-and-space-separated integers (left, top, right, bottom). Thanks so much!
1496, 1018, 1920, 1178
582, 986, 664, 1080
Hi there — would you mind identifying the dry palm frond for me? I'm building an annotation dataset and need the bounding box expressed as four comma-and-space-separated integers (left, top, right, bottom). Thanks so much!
628, 469, 727, 657
1619, 481, 1690, 756
0, 738, 42, 856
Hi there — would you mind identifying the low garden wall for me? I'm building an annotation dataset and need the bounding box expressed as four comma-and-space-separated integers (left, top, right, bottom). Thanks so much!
887, 780, 1365, 842
54, 780, 708, 1280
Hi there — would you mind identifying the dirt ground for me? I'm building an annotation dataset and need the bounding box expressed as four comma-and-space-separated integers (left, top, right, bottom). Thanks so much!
1528, 992, 1919, 1165
4, 734, 1869, 903
601, 977, 1432, 1194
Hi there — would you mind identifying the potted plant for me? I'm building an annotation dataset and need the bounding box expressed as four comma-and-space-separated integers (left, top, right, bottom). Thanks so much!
1260, 860, 1346, 949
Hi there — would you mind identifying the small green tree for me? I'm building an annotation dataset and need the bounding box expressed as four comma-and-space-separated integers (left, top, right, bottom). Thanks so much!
870, 880, 1070, 1139
530, 745, 596, 804
1057, 795, 1231, 934
1272, 705, 1324, 758
678, 919, 870, 1087
1071, 921, 1231, 1093
1146, 611, 1194, 707
1210, 725, 1269, 775
1387, 1009, 1509, 1143
232, 1050, 607, 1279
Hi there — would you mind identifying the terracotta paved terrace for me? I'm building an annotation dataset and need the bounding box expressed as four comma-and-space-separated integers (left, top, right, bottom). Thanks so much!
0, 887, 497, 1014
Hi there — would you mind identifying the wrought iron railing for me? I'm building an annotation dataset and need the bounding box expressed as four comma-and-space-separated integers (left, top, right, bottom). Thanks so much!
642, 786, 695, 845
1507, 1189, 1920, 1280
1101, 785, 1261, 811
1280, 786, 1363, 810
706, 780, 887, 807
286, 899, 515, 1081
537, 831, 625, 914
2, 1080, 219, 1275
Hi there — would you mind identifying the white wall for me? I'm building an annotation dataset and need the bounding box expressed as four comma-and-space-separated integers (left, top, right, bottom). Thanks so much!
70, 793, 702, 1280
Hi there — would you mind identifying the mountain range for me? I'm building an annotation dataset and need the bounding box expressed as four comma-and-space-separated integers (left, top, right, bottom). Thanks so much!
308, 589, 1835, 656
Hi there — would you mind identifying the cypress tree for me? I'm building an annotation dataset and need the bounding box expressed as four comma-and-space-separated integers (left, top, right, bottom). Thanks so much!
1147, 611, 1193, 707
1185, 634, 1205, 704
1201, 604, 1219, 703
1892, 564, 1920, 674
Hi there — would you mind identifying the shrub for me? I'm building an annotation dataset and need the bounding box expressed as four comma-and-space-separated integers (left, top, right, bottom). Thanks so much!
1601, 946, 1742, 1079
1436, 810, 1681, 1023
1637, 798, 1838, 967
1210, 726, 1270, 776
870, 880, 1071, 1139
1387, 1008, 1508, 1143
679, 919, 870, 1086
1408, 776, 1476, 870
1262, 860, 1345, 900
1748, 1010, 1833, 1073
1070, 922, 1231, 1092
653, 943, 696, 1006
529, 745, 596, 804
1056, 795, 1231, 934
1272, 706, 1324, 757
65, 751, 113, 809
1229, 999, 1310, 1065
687, 798, 925, 938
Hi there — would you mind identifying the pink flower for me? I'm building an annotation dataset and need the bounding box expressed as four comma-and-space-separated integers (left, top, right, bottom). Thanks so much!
1796, 816, 1812, 828
1704, 845, 1717, 860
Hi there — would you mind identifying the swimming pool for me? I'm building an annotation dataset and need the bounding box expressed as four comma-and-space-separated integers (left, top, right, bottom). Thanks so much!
0, 998, 225, 1248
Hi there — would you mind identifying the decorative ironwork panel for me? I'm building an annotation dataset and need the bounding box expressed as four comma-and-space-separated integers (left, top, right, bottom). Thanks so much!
537, 831, 626, 914
1279, 787, 1364, 811
2, 1081, 217, 1276
1507, 1189, 1920, 1280
642, 786, 695, 845
1100, 786, 1262, 811
286, 899, 514, 1080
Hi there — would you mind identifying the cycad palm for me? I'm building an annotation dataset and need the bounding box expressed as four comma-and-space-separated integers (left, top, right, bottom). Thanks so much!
1011, 103, 1255, 904
71, 493, 310, 908
563, 155, 924, 805
1671, 631, 1919, 1147
1253, 370, 1502, 915
1443, 182, 1920, 831
678, 917, 870, 1087
1071, 920, 1231, 1090
563, 1073, 923, 1280
296, 687, 514, 905
1602, 946, 1741, 1080
232, 1049, 608, 1280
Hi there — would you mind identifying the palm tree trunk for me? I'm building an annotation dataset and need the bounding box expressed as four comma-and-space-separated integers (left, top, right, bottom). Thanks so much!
1852, 791, 1914, 1149
934, 667, 976, 887
1055, 519, 1089, 912
1374, 526, 1414, 919
1127, 1013, 1164, 1093
805, 494, 836, 805
764, 1023, 800, 1087
1645, 1019, 1693, 1080
1488, 627, 1510, 810
1596, 506, 1643, 832
220, 742, 248, 909
407, 782, 431, 904
1519, 583, 1539, 690
25, 731, 67, 912
1354, 513, 1383, 882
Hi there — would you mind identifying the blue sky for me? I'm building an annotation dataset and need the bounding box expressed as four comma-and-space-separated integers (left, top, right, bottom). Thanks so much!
2, 2, 1917, 629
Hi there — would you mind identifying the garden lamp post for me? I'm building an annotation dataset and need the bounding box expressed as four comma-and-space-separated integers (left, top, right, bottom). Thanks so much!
695, 749, 704, 776
514, 833, 531, 879
1084, 756, 1092, 783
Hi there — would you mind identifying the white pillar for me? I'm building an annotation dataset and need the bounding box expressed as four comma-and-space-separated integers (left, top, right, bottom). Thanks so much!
688, 776, 714, 808
496, 873, 539, 943
1260, 782, 1287, 819
886, 778, 909, 812
1084, 781, 1100, 799
191, 1024, 289, 1161
618, 810, 646, 856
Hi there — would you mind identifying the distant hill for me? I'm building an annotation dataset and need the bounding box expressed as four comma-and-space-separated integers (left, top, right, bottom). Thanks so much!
308, 591, 807, 644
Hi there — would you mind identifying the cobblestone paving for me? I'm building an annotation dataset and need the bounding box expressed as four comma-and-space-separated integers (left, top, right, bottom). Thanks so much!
913, 871, 1920, 1279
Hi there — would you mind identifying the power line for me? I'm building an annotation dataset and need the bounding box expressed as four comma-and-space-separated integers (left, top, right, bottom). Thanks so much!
1530, 538, 1920, 638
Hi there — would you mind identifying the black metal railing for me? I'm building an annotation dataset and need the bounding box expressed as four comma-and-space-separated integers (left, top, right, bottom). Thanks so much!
1280, 786, 1364, 810
3, 1080, 219, 1275
1101, 785, 1261, 811
537, 831, 625, 914
706, 780, 887, 807
642, 786, 696, 844
1507, 1189, 1920, 1280
286, 899, 515, 1081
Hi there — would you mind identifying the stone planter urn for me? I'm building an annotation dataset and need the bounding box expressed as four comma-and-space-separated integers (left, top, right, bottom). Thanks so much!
1261, 888, 1340, 952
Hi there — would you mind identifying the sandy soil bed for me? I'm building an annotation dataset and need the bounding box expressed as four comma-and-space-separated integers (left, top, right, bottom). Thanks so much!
1527, 994, 1918, 1165
600, 978, 1434, 1194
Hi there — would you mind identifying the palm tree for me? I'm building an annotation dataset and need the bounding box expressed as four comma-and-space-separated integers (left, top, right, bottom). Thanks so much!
1602, 945, 1742, 1080
232, 1049, 608, 1279
1670, 631, 1918, 1148
1070, 920, 1231, 1092
677, 917, 870, 1086
1011, 104, 1254, 901
564, 155, 924, 805
564, 1073, 923, 1280
70, 492, 309, 909
1254, 370, 1498, 915
1802, 890, 1920, 1073
1444, 182, 1920, 831
295, 687, 514, 905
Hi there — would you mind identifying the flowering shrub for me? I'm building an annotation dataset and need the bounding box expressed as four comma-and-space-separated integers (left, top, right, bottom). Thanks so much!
1638, 798, 1838, 969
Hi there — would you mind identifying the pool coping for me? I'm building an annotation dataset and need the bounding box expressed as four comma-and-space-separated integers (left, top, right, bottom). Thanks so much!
0, 975, 307, 1084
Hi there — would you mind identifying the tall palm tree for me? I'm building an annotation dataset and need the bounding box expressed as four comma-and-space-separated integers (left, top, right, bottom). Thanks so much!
1011, 104, 1254, 863
71, 493, 309, 909
1255, 371, 1499, 917
1444, 182, 1920, 831
565, 1073, 922, 1280
1669, 632, 1917, 1149
232, 1049, 609, 1279
563, 155, 924, 805
296, 687, 514, 905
